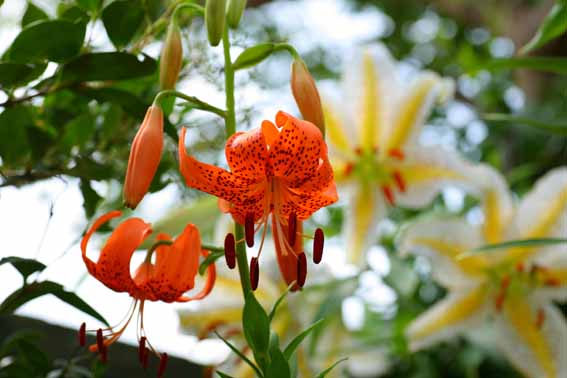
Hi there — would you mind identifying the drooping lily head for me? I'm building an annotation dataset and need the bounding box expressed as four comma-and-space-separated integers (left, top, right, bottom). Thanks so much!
178, 111, 338, 290
79, 211, 216, 372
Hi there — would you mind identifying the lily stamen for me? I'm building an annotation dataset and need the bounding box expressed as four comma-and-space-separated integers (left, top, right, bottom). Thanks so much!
382, 186, 395, 205
393, 171, 406, 192
535, 308, 545, 329
313, 228, 324, 264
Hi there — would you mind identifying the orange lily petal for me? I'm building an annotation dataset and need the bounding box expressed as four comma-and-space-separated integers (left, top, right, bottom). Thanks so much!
148, 224, 201, 302
178, 127, 267, 224
272, 215, 303, 291
82, 211, 152, 294
268, 111, 326, 187
225, 128, 268, 177
177, 249, 217, 302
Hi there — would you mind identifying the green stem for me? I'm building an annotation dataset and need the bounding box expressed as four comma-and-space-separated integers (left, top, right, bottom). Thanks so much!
153, 90, 227, 118
172, 2, 205, 22
222, 26, 251, 296
201, 244, 225, 253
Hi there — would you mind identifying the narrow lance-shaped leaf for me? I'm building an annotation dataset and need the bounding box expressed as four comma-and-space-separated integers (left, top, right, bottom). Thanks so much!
482, 113, 567, 136
521, 3, 567, 54
243, 291, 270, 370
215, 331, 264, 378
484, 57, 567, 75
268, 282, 295, 323
315, 358, 348, 378
283, 319, 324, 360
458, 238, 567, 260
0, 281, 109, 326
0, 257, 46, 282
233, 43, 275, 70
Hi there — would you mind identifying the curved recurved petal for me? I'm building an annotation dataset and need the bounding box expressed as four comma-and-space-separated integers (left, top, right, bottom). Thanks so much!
268, 111, 326, 187
406, 285, 489, 351
398, 217, 488, 286
394, 146, 480, 208
225, 128, 268, 177
177, 248, 217, 302
178, 127, 266, 223
94, 216, 152, 293
343, 182, 386, 265
497, 297, 567, 378
149, 224, 201, 302
383, 72, 453, 152
81, 210, 122, 276
509, 167, 567, 262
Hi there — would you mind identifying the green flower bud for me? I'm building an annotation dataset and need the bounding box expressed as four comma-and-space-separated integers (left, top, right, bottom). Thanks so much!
226, 0, 246, 29
159, 22, 183, 90
205, 0, 226, 46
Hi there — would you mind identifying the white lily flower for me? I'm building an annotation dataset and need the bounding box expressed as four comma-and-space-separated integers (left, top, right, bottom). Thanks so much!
324, 43, 478, 264
399, 167, 567, 378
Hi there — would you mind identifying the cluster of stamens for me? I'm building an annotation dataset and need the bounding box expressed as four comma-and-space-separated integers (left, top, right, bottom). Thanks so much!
343, 147, 407, 206
492, 262, 561, 329
77, 301, 169, 377
224, 211, 325, 290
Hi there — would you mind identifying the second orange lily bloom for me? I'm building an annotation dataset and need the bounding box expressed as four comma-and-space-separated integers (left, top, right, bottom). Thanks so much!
178, 111, 338, 290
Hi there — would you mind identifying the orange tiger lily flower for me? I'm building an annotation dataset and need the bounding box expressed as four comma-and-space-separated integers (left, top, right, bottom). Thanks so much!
79, 210, 216, 373
123, 105, 164, 209
178, 111, 337, 290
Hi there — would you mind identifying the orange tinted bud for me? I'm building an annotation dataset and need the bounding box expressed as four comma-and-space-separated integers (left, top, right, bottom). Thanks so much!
123, 106, 164, 209
160, 22, 183, 90
291, 58, 325, 134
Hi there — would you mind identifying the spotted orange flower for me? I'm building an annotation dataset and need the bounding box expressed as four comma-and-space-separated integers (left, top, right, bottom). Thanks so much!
79, 210, 216, 374
178, 111, 337, 290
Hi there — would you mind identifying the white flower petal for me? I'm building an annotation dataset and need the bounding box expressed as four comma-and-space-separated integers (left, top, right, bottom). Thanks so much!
515, 167, 567, 237
406, 286, 489, 351
496, 297, 567, 378
398, 216, 485, 288
347, 348, 391, 378
395, 146, 481, 208
342, 183, 387, 265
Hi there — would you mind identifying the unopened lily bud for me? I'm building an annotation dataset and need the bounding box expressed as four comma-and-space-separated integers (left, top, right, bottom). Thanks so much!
227, 0, 246, 29
123, 105, 164, 209
205, 0, 226, 46
291, 58, 325, 134
159, 21, 183, 90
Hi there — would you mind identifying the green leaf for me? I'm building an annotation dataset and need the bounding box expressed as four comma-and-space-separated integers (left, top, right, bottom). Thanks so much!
459, 238, 567, 258
8, 20, 86, 63
21, 2, 49, 28
58, 4, 90, 23
214, 332, 263, 378
268, 283, 294, 323
0, 106, 33, 166
243, 291, 270, 357
283, 319, 324, 360
233, 43, 276, 70
80, 179, 102, 218
315, 358, 348, 378
482, 113, 567, 136
60, 113, 96, 151
484, 57, 567, 75
76, 0, 101, 13
0, 281, 109, 326
0, 63, 46, 88
0, 257, 46, 282
102, 0, 145, 48
522, 3, 567, 53
198, 250, 224, 275
266, 343, 290, 378
60, 52, 156, 82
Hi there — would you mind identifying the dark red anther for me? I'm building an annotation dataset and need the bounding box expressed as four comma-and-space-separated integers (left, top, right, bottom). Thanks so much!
343, 163, 354, 177
288, 213, 297, 246
313, 228, 324, 264
393, 171, 406, 193
142, 347, 150, 369
297, 252, 307, 288
138, 337, 146, 364
96, 328, 104, 353
245, 212, 255, 247
158, 353, 168, 377
515, 262, 525, 273
535, 308, 545, 329
250, 257, 259, 291
78, 322, 86, 346
544, 278, 560, 287
382, 186, 395, 205
388, 148, 405, 160
224, 233, 236, 269
100, 344, 108, 363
